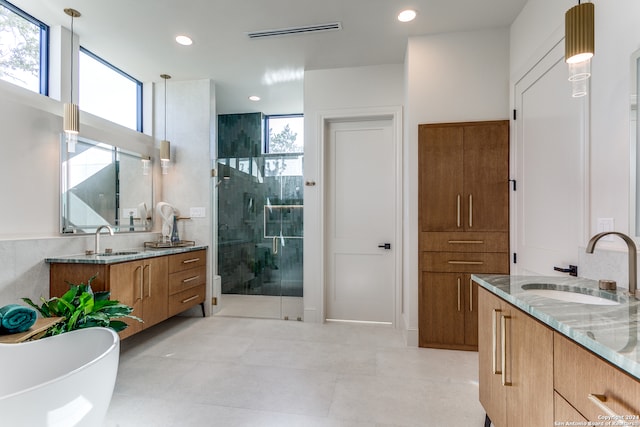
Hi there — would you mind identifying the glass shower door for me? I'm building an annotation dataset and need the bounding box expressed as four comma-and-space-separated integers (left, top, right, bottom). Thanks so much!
217, 153, 303, 320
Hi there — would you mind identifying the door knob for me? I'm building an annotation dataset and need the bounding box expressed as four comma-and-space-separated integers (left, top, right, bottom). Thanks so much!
378, 243, 391, 250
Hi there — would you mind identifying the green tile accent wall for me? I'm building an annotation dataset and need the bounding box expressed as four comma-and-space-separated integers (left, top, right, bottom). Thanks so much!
217, 112, 263, 158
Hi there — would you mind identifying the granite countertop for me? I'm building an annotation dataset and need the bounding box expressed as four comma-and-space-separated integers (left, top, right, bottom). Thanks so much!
472, 274, 640, 381
45, 245, 208, 264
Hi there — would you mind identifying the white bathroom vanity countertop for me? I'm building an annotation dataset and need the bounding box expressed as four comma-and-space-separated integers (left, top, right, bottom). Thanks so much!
45, 245, 208, 264
472, 274, 640, 381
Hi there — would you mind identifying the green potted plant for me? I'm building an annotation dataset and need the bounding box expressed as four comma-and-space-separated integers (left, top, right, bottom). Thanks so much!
23, 274, 140, 337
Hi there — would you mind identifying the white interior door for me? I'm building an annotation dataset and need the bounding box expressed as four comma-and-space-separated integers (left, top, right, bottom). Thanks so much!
325, 119, 396, 323
513, 40, 588, 275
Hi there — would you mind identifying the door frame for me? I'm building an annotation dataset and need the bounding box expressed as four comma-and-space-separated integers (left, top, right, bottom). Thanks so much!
316, 106, 403, 326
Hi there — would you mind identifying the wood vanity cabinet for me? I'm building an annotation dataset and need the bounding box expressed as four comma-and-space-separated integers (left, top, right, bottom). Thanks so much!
477, 286, 554, 427
49, 249, 206, 339
418, 121, 509, 350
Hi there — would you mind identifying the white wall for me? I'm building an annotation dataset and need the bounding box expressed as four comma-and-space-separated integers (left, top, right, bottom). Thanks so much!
404, 28, 510, 345
510, 0, 640, 284
155, 79, 216, 315
303, 64, 404, 322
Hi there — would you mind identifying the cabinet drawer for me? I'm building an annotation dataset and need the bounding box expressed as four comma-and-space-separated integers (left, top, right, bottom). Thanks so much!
168, 250, 206, 273
423, 252, 509, 273
169, 266, 206, 295
421, 231, 508, 253
168, 284, 205, 316
554, 333, 640, 421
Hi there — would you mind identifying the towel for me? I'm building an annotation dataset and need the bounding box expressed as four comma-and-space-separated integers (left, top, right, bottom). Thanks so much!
0, 304, 37, 334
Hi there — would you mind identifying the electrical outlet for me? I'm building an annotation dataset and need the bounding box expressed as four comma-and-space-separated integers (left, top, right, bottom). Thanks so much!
122, 208, 137, 218
597, 218, 615, 241
190, 207, 206, 218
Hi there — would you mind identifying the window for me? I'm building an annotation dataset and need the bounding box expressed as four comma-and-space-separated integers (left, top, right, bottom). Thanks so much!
79, 47, 142, 132
265, 114, 303, 154
0, 0, 48, 94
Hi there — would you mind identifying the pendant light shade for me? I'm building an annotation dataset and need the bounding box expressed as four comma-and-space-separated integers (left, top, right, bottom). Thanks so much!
565, 2, 594, 64
565, 2, 594, 97
160, 74, 171, 174
63, 8, 81, 150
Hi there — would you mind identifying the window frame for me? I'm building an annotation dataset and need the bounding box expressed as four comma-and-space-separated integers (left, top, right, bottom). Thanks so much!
0, 0, 49, 95
79, 46, 143, 132
263, 113, 304, 154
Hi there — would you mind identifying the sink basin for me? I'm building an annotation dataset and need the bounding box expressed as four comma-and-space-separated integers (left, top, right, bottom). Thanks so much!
96, 251, 139, 256
522, 284, 621, 306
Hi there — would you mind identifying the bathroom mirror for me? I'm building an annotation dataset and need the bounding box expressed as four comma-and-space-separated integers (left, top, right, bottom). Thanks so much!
631, 47, 640, 237
60, 135, 153, 234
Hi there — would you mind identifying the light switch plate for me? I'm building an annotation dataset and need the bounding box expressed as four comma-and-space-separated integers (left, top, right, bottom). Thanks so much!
190, 207, 206, 218
597, 218, 615, 241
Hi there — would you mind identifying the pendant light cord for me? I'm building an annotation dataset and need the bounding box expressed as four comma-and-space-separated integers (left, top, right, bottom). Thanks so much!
164, 78, 167, 140
70, 14, 74, 103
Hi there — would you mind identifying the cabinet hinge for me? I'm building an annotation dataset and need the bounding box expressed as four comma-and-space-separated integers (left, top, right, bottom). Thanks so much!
509, 179, 517, 191
513, 109, 517, 120
513, 253, 517, 264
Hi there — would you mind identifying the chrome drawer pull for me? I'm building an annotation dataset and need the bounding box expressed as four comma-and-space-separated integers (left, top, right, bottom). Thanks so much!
448, 240, 484, 244
183, 275, 200, 283
447, 261, 484, 265
182, 258, 200, 264
588, 394, 619, 418
181, 295, 200, 304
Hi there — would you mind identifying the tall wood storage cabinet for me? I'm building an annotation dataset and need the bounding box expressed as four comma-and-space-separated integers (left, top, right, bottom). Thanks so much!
418, 120, 510, 350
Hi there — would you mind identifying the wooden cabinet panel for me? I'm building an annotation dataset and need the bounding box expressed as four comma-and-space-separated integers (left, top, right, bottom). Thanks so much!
462, 122, 509, 232
423, 252, 509, 273
478, 287, 554, 427
168, 284, 206, 317
142, 256, 168, 328
168, 266, 206, 295
555, 391, 588, 424
168, 249, 206, 273
419, 125, 464, 232
421, 231, 509, 253
554, 333, 640, 421
109, 261, 144, 339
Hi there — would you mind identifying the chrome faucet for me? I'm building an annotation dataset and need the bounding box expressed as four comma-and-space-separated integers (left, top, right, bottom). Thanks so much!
586, 232, 638, 298
95, 225, 114, 254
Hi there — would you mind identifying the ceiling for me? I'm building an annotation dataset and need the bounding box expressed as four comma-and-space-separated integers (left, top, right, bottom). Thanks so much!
9, 0, 527, 115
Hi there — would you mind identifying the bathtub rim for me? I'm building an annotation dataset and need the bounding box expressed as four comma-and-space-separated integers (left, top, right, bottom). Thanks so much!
0, 326, 120, 401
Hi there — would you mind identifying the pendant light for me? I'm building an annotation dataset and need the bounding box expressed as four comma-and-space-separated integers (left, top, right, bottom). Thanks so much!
565, 1, 594, 97
160, 74, 171, 174
63, 8, 81, 151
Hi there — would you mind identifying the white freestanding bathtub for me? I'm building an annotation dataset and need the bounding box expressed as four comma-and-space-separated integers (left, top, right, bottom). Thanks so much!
0, 327, 120, 426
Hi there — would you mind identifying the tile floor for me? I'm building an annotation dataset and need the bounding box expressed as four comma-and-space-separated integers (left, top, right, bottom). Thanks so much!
104, 316, 485, 426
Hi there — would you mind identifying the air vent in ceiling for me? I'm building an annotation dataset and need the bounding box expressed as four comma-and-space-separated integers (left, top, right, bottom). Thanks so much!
247, 22, 342, 39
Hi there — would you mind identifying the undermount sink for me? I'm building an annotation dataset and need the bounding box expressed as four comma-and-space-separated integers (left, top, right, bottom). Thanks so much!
96, 251, 139, 256
521, 284, 621, 306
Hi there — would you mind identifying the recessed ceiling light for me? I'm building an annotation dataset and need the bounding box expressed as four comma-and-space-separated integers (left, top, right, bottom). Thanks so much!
175, 35, 193, 46
398, 9, 417, 23
248, 95, 261, 102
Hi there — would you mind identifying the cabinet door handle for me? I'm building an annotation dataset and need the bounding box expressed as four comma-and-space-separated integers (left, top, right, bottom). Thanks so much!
145, 264, 151, 298
469, 278, 473, 312
136, 265, 143, 302
181, 294, 200, 304
448, 260, 484, 265
468, 194, 473, 228
456, 194, 461, 228
183, 275, 200, 284
272, 236, 279, 254
457, 277, 461, 312
447, 240, 484, 244
587, 394, 620, 418
501, 314, 512, 386
492, 309, 502, 375
183, 258, 200, 264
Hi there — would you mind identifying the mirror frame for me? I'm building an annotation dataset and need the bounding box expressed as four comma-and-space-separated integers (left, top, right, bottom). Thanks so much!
631, 47, 640, 237
60, 134, 154, 234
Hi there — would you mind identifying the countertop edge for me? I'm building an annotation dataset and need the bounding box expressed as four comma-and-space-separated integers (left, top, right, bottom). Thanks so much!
472, 274, 640, 382
45, 245, 208, 264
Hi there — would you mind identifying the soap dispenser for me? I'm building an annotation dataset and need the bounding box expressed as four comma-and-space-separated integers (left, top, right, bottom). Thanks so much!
171, 215, 180, 243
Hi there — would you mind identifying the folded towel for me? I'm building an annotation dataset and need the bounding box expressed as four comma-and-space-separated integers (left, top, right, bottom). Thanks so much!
0, 304, 37, 334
